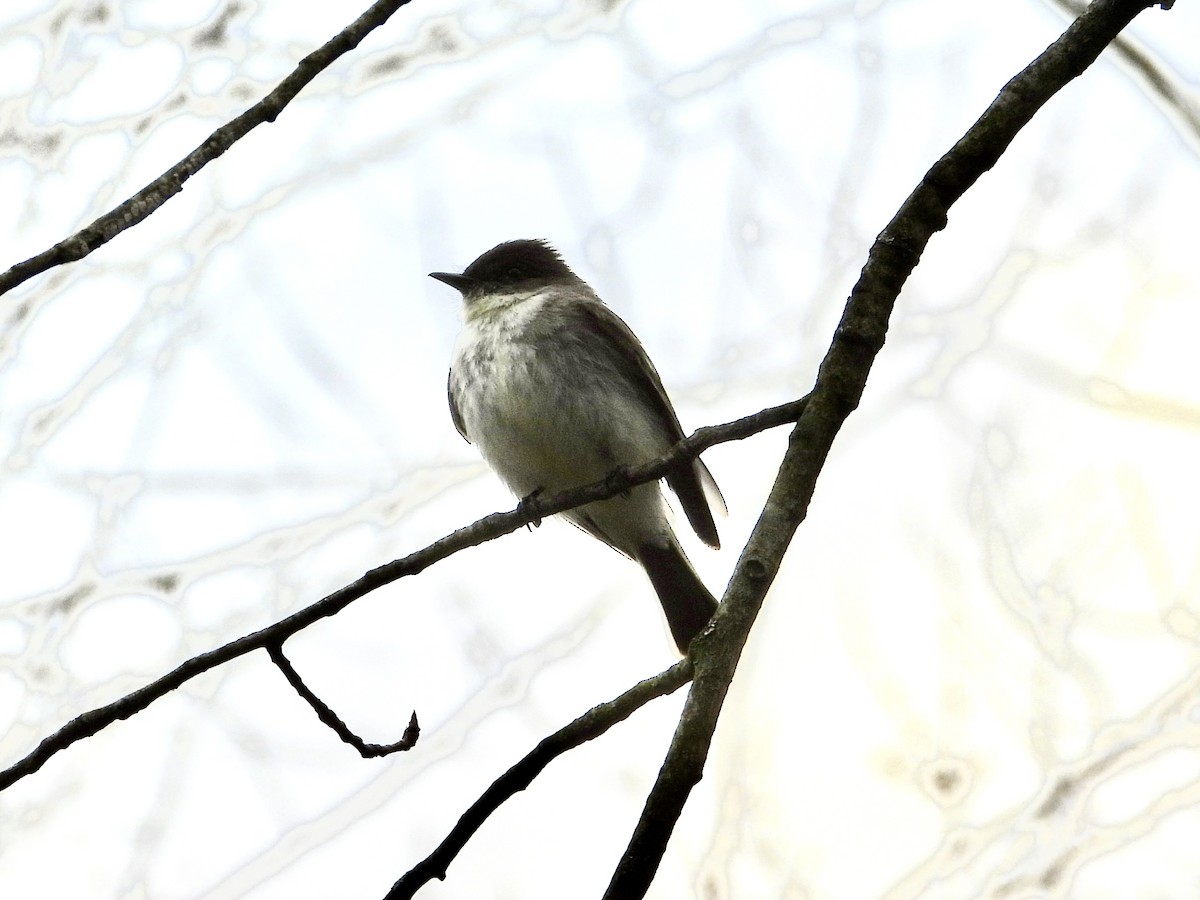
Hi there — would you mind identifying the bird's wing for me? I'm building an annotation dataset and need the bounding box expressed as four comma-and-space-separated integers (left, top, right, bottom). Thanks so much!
575, 301, 723, 549
447, 369, 470, 442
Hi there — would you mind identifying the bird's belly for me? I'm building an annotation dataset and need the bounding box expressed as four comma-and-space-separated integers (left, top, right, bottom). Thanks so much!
461, 350, 613, 495
452, 340, 672, 555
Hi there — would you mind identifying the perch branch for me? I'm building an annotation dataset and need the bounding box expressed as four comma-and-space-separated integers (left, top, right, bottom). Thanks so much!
0, 395, 807, 793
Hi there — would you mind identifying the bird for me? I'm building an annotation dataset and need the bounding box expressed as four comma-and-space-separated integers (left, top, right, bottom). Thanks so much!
432, 239, 725, 652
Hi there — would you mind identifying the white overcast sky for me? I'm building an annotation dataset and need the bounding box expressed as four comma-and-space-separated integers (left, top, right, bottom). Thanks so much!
1, 1, 1199, 898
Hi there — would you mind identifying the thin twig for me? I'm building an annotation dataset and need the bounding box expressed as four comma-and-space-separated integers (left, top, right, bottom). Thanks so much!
0, 395, 807, 793
384, 660, 693, 899
0, 0, 417, 298
601, 1, 1172, 896
268, 643, 419, 757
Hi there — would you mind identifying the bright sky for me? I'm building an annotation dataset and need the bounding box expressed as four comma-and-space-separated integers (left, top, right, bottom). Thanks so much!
1, 1, 1199, 897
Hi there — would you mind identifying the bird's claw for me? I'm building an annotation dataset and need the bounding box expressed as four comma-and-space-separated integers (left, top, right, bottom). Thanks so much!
605, 464, 634, 498
519, 488, 544, 530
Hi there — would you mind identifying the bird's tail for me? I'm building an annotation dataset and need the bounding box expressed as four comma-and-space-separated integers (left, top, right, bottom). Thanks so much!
637, 540, 718, 652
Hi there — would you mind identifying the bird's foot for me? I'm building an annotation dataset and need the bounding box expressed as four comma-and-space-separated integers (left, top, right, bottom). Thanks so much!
605, 464, 634, 499
519, 488, 544, 530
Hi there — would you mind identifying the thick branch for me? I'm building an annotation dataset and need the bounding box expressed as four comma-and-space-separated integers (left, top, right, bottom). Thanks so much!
602, 1, 1169, 896
0, 0, 416, 298
0, 396, 806, 793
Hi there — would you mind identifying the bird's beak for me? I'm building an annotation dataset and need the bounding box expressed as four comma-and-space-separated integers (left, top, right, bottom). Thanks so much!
429, 271, 475, 293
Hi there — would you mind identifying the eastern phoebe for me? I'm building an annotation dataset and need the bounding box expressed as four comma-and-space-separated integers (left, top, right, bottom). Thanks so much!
432, 239, 725, 652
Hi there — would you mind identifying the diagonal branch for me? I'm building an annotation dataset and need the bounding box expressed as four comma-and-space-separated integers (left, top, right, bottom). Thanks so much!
0, 0, 417, 298
0, 395, 807, 793
602, 1, 1173, 896
384, 660, 693, 899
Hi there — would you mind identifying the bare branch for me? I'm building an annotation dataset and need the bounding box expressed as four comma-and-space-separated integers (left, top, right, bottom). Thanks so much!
267, 643, 420, 757
384, 660, 693, 899
602, 1, 1173, 896
1052, 0, 1200, 142
0, 395, 806, 793
0, 0, 417, 299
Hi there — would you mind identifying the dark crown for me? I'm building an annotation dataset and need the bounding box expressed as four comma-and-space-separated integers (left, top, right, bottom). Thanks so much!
461, 239, 576, 286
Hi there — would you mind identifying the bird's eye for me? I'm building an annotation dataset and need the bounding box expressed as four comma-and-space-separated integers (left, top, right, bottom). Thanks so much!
506, 266, 523, 279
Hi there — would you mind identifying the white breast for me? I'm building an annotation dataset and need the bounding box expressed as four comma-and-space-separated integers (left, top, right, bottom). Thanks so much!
456, 292, 653, 468
451, 292, 567, 494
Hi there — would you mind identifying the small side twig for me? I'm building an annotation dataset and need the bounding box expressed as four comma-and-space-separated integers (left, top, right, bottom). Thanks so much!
384, 660, 693, 900
267, 643, 419, 757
